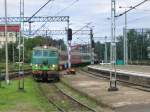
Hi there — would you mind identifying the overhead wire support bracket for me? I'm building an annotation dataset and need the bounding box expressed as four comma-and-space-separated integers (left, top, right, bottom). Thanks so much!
24, 30, 90, 36
0, 16, 69, 23
27, 0, 54, 22
115, 0, 149, 17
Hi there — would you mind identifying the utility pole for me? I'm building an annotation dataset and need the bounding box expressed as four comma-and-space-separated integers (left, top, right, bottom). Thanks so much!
122, 10, 128, 65
22, 0, 25, 63
124, 10, 128, 65
108, 0, 118, 91
18, 0, 24, 91
119, 6, 132, 65
4, 0, 9, 85
12, 35, 15, 63
105, 36, 108, 63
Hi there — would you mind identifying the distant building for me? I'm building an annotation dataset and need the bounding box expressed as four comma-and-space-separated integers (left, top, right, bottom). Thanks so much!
0, 24, 20, 48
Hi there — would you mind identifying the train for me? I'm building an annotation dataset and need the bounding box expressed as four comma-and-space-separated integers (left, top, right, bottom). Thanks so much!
31, 46, 97, 81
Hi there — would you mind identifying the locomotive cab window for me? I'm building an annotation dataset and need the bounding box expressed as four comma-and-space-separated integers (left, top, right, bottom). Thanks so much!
34, 50, 42, 56
43, 50, 49, 57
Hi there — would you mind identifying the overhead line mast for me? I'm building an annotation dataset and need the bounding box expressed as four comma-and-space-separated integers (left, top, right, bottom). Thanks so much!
116, 0, 149, 17
108, 0, 118, 91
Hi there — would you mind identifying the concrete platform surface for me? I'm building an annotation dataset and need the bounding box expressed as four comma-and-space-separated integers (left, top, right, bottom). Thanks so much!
88, 65, 150, 78
62, 72, 150, 112
91, 64, 150, 73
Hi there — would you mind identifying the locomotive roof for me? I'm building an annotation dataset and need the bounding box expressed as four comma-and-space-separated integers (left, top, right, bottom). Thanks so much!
33, 46, 58, 51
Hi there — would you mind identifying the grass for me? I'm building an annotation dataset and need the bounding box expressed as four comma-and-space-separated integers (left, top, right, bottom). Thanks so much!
0, 77, 57, 112
56, 82, 101, 111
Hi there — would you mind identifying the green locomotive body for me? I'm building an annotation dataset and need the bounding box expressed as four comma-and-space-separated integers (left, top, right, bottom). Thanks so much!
31, 46, 60, 81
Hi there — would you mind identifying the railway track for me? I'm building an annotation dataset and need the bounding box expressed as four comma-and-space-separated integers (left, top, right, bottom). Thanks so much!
38, 82, 97, 112
79, 68, 150, 92
38, 83, 65, 112
0, 69, 31, 80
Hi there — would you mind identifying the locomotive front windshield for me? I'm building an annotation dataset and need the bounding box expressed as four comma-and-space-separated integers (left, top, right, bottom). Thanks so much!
32, 48, 59, 65
43, 50, 49, 57
34, 50, 42, 56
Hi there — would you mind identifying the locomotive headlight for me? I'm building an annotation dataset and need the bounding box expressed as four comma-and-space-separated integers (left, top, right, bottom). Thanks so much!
52, 64, 56, 68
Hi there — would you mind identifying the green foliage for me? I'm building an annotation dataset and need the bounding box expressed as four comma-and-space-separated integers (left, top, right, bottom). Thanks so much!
116, 29, 150, 62
94, 41, 111, 62
116, 35, 123, 60
94, 29, 150, 63
0, 36, 67, 63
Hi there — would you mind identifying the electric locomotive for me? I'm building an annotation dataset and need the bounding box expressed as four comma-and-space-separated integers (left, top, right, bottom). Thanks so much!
31, 46, 60, 81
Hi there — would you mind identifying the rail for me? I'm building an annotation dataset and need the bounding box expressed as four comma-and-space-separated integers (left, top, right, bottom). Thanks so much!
54, 84, 97, 112
38, 82, 97, 112
0, 69, 31, 80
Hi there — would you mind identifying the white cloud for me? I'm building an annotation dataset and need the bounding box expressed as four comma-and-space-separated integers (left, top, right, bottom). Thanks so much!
0, 0, 150, 41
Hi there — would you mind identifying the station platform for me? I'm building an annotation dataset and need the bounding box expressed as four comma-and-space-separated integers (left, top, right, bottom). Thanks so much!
62, 71, 150, 112
88, 64, 150, 76
88, 65, 150, 87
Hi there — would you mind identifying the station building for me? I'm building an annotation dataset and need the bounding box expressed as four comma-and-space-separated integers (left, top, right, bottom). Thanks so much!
0, 24, 20, 48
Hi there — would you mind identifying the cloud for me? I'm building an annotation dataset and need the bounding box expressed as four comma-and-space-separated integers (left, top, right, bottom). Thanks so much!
0, 0, 150, 41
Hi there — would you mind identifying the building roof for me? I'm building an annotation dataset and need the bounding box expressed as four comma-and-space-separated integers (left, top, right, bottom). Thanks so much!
0, 24, 20, 32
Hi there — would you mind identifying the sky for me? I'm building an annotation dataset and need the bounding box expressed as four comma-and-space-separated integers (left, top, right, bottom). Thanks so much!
0, 0, 150, 44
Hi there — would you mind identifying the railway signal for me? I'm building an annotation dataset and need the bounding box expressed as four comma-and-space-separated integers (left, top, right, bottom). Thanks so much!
90, 28, 95, 65
67, 28, 72, 69
67, 28, 72, 41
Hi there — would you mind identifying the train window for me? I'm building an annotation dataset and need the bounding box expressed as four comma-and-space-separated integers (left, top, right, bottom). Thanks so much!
34, 50, 42, 56
43, 50, 49, 57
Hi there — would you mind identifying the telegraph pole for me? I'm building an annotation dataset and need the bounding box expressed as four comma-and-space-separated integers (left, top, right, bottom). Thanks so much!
4, 0, 9, 85
108, 0, 118, 91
